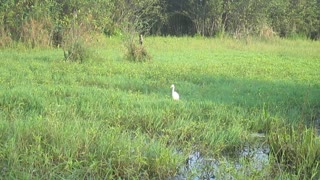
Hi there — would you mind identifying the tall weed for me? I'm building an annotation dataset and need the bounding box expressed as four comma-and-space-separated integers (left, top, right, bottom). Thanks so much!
0, 26, 13, 48
269, 123, 320, 179
20, 18, 53, 48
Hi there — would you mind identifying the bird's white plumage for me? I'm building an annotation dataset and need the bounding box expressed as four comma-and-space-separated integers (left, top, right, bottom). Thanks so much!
170, 84, 180, 100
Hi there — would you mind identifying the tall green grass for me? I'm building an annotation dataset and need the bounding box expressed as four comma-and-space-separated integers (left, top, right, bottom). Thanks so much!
0, 36, 319, 179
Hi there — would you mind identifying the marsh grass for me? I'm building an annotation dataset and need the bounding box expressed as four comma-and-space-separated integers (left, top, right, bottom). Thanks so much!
0, 36, 319, 178
269, 123, 320, 179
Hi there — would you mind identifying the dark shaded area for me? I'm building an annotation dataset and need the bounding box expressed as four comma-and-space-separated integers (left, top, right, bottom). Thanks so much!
52, 26, 63, 47
310, 31, 320, 40
161, 13, 196, 36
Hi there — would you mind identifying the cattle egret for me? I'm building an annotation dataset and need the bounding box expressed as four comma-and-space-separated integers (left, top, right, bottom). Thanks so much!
170, 84, 180, 100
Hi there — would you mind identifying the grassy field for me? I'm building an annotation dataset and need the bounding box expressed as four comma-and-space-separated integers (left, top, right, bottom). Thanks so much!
0, 36, 320, 179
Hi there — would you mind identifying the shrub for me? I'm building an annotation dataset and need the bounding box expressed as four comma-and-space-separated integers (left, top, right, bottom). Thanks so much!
124, 37, 151, 62
63, 40, 88, 63
268, 124, 320, 179
62, 18, 91, 63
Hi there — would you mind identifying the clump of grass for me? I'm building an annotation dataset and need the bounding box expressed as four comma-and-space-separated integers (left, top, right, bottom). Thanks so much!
61, 13, 92, 63
268, 123, 320, 179
0, 118, 184, 179
124, 36, 151, 62
63, 39, 89, 62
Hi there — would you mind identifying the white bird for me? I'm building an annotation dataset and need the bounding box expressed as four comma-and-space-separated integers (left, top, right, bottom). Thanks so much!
170, 84, 180, 100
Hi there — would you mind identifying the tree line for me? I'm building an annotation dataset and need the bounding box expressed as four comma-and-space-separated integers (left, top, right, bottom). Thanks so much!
0, 0, 319, 47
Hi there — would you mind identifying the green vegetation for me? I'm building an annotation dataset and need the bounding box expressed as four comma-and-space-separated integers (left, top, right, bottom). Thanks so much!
0, 36, 319, 179
1, 0, 320, 49
1, 0, 319, 178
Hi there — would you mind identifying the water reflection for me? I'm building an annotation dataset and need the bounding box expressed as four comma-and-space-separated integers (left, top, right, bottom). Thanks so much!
173, 134, 270, 180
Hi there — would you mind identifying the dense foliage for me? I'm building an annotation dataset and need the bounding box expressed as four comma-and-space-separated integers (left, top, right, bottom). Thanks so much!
0, 0, 319, 47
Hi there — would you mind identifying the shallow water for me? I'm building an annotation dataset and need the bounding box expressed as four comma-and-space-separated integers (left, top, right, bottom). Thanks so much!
173, 134, 270, 179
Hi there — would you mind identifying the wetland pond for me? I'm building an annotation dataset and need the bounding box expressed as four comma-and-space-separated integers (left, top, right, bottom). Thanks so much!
173, 133, 270, 179
173, 114, 320, 179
